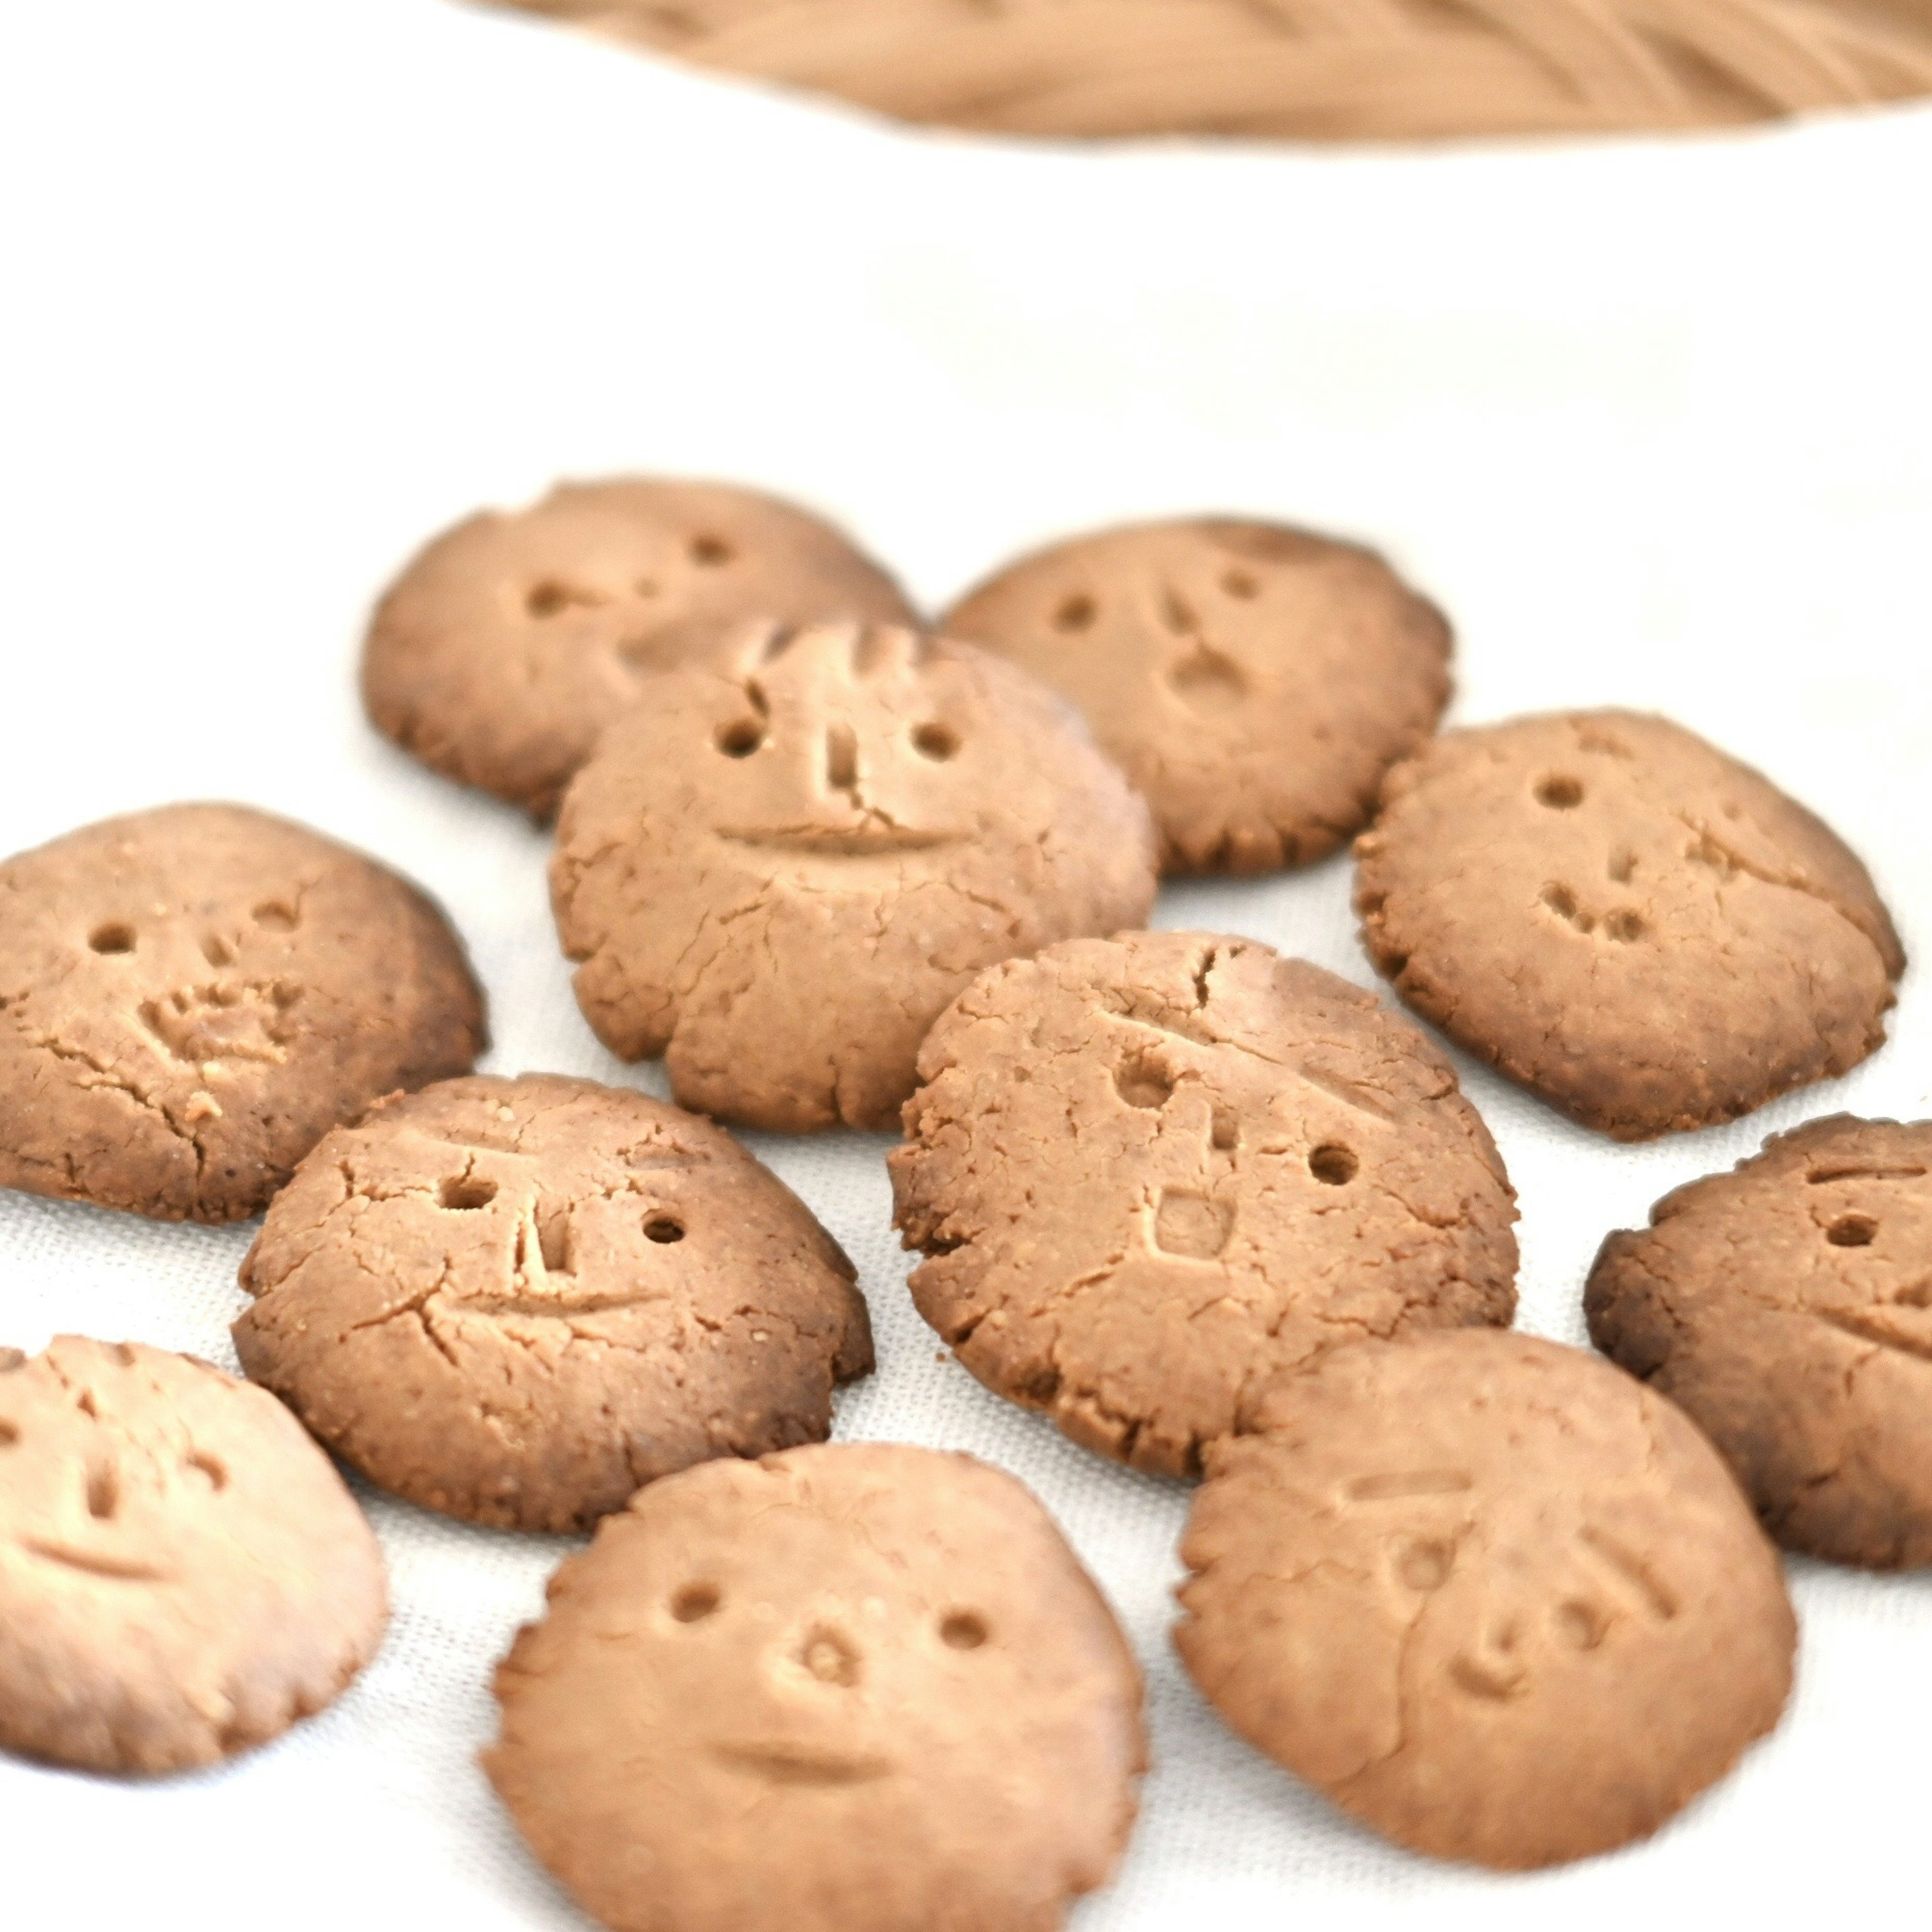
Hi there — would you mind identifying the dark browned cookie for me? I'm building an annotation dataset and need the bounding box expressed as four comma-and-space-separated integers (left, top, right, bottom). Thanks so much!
943, 518, 1451, 875
234, 1074, 874, 1532
1176, 1331, 1794, 1870
0, 1336, 387, 1775
890, 932, 1518, 1477
486, 1442, 1146, 1932
363, 477, 916, 815
1589, 1113, 1932, 1568
550, 620, 1158, 1133
1355, 710, 1904, 1139
0, 803, 487, 1222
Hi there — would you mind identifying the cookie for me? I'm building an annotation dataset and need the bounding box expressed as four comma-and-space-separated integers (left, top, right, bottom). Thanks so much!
0, 1336, 387, 1775
1354, 710, 1904, 1140
234, 1074, 874, 1532
943, 518, 1450, 874
1176, 1331, 1794, 1870
890, 932, 1518, 1476
486, 1442, 1145, 1932
0, 803, 487, 1223
1588, 1113, 1932, 1568
363, 477, 916, 816
550, 620, 1158, 1133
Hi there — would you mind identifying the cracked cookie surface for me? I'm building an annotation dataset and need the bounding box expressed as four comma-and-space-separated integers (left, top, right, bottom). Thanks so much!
235, 1073, 873, 1532
1354, 709, 1904, 1140
0, 1335, 386, 1774
889, 932, 1518, 1477
363, 477, 915, 817
1176, 1331, 1793, 1870
486, 1442, 1145, 1932
549, 620, 1158, 1133
0, 803, 487, 1222
943, 518, 1451, 874
1588, 1113, 1932, 1568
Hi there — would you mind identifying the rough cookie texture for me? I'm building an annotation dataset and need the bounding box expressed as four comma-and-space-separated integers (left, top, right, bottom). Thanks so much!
1176, 1331, 1794, 1870
486, 1442, 1146, 1932
890, 932, 1518, 1477
234, 1074, 874, 1532
363, 477, 915, 816
943, 518, 1451, 874
550, 621, 1159, 1133
1588, 1113, 1932, 1568
1355, 710, 1904, 1140
0, 1336, 387, 1775
0, 803, 487, 1223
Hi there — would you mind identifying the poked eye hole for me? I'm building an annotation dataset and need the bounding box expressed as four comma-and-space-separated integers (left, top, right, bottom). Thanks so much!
671, 1582, 721, 1623
715, 718, 765, 758
938, 1609, 988, 1650
911, 721, 958, 761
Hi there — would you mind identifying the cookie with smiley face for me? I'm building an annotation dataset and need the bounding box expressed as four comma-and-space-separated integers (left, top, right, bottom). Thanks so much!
234, 1073, 874, 1532
891, 932, 1518, 1476
0, 803, 487, 1223
549, 621, 1159, 1133
1176, 1331, 1795, 1870
1588, 1113, 1932, 1568
942, 518, 1452, 874
0, 1336, 387, 1774
486, 1442, 1145, 1932
1354, 709, 1905, 1139
363, 477, 916, 816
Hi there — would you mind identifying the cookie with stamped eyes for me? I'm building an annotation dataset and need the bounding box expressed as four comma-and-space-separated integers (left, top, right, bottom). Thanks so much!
891, 931, 1517, 1477
486, 1442, 1146, 1932
1589, 1113, 1932, 1568
549, 620, 1158, 1133
0, 803, 486, 1222
1354, 709, 1904, 1139
234, 1073, 874, 1533
0, 1336, 387, 1775
363, 477, 915, 816
944, 517, 1451, 874
1176, 1331, 1794, 1870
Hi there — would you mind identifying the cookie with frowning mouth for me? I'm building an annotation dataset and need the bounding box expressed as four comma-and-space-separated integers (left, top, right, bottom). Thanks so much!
362, 477, 915, 817
1588, 1112, 1932, 1569
548, 620, 1158, 1132
1175, 1331, 1795, 1870
485, 1441, 1146, 1932
0, 802, 486, 1222
0, 1336, 386, 1775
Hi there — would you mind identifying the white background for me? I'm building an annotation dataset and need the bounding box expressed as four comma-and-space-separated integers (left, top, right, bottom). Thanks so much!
2, 2, 1929, 1925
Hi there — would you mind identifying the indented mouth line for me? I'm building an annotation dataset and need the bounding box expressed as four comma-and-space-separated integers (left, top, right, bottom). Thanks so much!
717, 826, 960, 855
711, 1741, 893, 1786
22, 1539, 169, 1582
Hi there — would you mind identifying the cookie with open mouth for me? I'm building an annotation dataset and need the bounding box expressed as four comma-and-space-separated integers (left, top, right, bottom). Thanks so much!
485, 1441, 1146, 1932
548, 620, 1158, 1132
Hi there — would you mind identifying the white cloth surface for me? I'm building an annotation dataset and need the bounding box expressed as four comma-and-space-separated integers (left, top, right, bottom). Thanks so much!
3, 1, 1930, 1924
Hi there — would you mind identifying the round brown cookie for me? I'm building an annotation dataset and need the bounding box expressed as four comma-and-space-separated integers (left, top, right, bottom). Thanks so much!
363, 477, 916, 816
889, 931, 1518, 1477
1588, 1113, 1932, 1568
486, 1442, 1145, 1932
1354, 710, 1904, 1140
234, 1073, 874, 1532
0, 803, 487, 1223
0, 1335, 387, 1775
1176, 1331, 1794, 1870
549, 620, 1158, 1133
943, 518, 1451, 874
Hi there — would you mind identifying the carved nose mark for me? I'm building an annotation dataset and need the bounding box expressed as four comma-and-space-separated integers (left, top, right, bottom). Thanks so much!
826, 723, 859, 799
